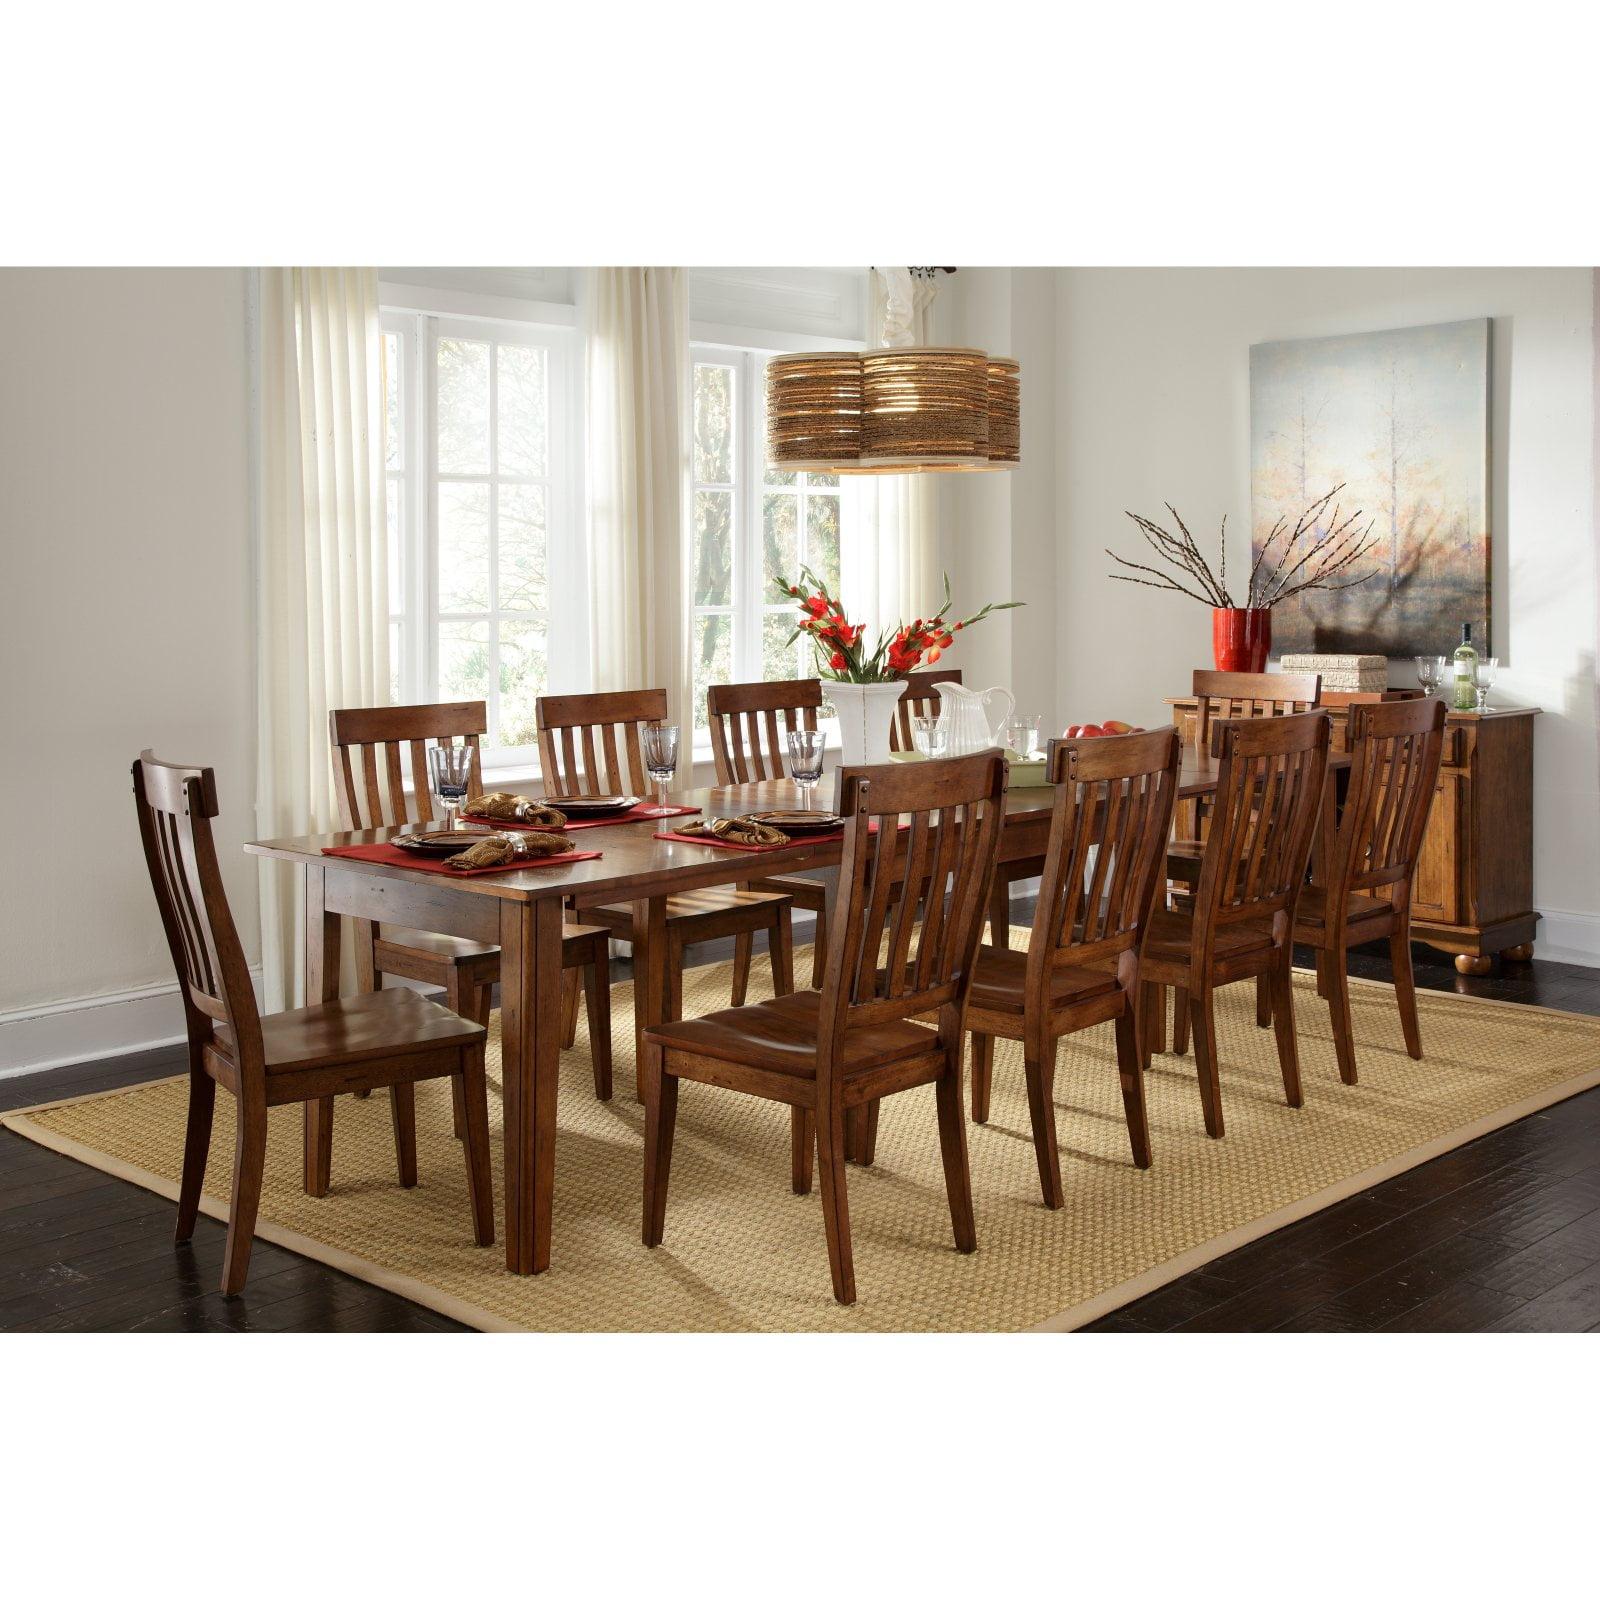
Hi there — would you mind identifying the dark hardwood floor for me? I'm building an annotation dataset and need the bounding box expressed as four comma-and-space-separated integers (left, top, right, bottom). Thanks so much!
3, 918, 1598, 1332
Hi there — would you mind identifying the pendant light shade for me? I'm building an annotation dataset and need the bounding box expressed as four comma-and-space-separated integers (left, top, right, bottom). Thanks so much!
765, 347, 1020, 474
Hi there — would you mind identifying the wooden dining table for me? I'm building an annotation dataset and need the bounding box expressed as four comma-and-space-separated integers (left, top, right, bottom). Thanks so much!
246, 741, 1351, 1277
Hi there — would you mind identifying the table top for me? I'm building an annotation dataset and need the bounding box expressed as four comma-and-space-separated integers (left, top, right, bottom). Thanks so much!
245, 746, 1348, 903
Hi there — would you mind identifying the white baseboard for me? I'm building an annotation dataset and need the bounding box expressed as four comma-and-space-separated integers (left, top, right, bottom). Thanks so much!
1533, 908, 1600, 969
0, 968, 263, 1082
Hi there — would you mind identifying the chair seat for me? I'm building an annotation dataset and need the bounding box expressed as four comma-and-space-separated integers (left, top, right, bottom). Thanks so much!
968, 946, 1121, 1014
591, 885, 790, 937
646, 990, 937, 1081
746, 871, 827, 909
1142, 905, 1275, 974
1293, 886, 1393, 934
214, 988, 484, 1074
1165, 839, 1204, 885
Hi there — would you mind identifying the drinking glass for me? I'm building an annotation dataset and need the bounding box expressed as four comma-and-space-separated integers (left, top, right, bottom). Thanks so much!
641, 721, 680, 814
1006, 713, 1043, 759
1434, 656, 1450, 697
785, 728, 827, 810
428, 742, 475, 831
1415, 656, 1437, 697
1473, 656, 1499, 713
911, 714, 946, 758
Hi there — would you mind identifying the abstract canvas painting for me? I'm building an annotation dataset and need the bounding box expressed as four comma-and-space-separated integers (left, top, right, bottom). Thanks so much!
1250, 318, 1490, 656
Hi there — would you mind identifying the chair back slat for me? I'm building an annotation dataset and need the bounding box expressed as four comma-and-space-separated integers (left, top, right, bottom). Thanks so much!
1335, 697, 1447, 897
707, 678, 823, 785
535, 689, 665, 797
132, 753, 262, 1066
1194, 710, 1331, 938
818, 754, 1007, 1086
1033, 729, 1181, 983
1191, 669, 1322, 750
329, 702, 489, 831
889, 669, 963, 753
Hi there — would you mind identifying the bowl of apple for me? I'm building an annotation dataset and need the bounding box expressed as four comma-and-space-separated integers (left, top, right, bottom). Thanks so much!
1061, 719, 1145, 738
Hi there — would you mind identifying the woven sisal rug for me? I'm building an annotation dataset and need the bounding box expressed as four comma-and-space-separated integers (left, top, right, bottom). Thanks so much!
6, 959, 1599, 1331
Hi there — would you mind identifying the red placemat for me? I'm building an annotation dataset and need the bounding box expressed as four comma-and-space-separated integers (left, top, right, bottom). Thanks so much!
321, 840, 603, 877
462, 802, 700, 832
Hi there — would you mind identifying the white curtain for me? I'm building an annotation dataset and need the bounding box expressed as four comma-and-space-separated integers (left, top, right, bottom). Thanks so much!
584, 268, 693, 723
842, 267, 941, 643
255, 268, 388, 1009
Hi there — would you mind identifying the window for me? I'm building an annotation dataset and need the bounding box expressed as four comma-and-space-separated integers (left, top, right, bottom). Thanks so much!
690, 345, 846, 730
382, 308, 583, 764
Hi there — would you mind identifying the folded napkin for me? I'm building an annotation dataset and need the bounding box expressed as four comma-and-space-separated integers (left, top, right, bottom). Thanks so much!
673, 816, 791, 848
468, 791, 568, 828
445, 830, 575, 871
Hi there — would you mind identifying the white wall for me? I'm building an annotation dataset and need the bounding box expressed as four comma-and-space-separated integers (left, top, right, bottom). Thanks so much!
1051, 267, 1600, 963
0, 269, 257, 1068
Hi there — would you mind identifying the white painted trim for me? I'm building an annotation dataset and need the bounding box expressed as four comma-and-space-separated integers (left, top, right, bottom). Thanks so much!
0, 967, 264, 1080
1533, 908, 1600, 968
690, 321, 865, 355
377, 279, 577, 328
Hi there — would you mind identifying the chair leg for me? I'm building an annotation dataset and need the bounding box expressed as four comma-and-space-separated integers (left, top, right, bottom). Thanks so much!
303, 1098, 334, 1197
1172, 986, 1191, 1055
641, 1058, 679, 1248
1146, 981, 1167, 1057
458, 1051, 495, 1246
856, 1100, 880, 1167
1323, 945, 1358, 1087
769, 906, 795, 998
444, 969, 472, 1141
1022, 1041, 1065, 1209
1256, 971, 1273, 1028
1270, 953, 1306, 1107
221, 1101, 267, 1296
1114, 1007, 1152, 1169
988, 876, 1011, 949
451, 1078, 467, 1142
809, 908, 827, 989
584, 948, 613, 1100
935, 1061, 979, 1252
970, 1033, 994, 1123
560, 968, 581, 1049
1314, 949, 1331, 999
175, 1062, 215, 1244
1189, 986, 1225, 1139
791, 1106, 815, 1195
730, 931, 753, 1006
390, 1083, 418, 1187
1390, 926, 1422, 1059
815, 1106, 857, 1304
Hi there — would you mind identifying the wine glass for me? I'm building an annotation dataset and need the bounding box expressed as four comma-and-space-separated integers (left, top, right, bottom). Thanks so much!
1415, 656, 1437, 697
1473, 656, 1499, 713
428, 742, 475, 831
785, 728, 826, 810
1006, 713, 1043, 759
641, 721, 680, 815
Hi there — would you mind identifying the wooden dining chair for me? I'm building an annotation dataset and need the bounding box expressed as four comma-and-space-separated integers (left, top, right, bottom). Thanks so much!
640, 751, 1008, 1306
328, 702, 614, 1110
536, 689, 795, 1022
707, 677, 830, 989
966, 728, 1181, 1206
1284, 696, 1447, 1085
1144, 709, 1331, 1137
888, 667, 963, 752
133, 752, 493, 1294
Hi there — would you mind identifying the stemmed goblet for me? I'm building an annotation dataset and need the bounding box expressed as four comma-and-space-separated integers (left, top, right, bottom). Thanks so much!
1415, 656, 1438, 697
1473, 657, 1500, 713
785, 728, 826, 811
641, 721, 680, 815
428, 742, 475, 832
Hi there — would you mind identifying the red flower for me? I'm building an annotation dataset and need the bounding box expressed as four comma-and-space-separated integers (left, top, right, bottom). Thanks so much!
829, 651, 846, 670
803, 594, 829, 617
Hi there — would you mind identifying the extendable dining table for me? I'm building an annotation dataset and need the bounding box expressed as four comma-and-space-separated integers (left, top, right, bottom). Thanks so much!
246, 742, 1350, 1276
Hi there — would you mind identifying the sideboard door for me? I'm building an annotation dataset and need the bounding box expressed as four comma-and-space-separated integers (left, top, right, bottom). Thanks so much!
1413, 772, 1463, 924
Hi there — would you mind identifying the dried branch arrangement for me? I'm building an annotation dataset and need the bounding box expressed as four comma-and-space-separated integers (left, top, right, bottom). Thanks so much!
1106, 486, 1381, 609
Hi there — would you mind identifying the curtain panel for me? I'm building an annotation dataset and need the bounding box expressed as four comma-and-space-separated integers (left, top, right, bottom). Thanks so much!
255, 267, 388, 1009
584, 267, 693, 725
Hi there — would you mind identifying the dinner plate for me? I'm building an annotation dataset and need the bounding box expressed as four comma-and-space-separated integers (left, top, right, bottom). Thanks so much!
393, 827, 499, 856
548, 794, 642, 815
739, 809, 844, 834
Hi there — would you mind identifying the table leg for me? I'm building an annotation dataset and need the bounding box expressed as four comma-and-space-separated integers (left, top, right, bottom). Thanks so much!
631, 897, 670, 1107
499, 895, 565, 1275
303, 865, 341, 1198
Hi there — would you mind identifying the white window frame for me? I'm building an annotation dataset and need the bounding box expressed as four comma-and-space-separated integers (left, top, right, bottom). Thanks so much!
689, 342, 853, 749
382, 300, 586, 774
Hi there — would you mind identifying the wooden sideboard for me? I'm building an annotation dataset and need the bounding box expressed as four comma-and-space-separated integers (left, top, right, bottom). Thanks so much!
1165, 693, 1539, 974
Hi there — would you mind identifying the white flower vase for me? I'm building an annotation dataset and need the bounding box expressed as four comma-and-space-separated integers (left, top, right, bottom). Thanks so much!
829, 681, 907, 766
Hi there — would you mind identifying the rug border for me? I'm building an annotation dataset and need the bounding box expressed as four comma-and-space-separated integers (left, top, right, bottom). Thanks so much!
4, 980, 1599, 1336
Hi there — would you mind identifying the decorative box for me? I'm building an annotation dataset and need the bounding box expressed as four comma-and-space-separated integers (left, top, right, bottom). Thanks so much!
1278, 652, 1389, 693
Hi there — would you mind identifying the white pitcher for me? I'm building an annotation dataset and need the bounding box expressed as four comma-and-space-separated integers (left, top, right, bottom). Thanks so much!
934, 682, 1015, 756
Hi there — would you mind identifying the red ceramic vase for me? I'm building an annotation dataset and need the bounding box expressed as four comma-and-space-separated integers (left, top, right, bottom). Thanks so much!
1211, 607, 1272, 673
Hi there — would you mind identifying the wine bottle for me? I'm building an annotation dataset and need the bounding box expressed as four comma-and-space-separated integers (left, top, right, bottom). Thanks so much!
1452, 622, 1478, 711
